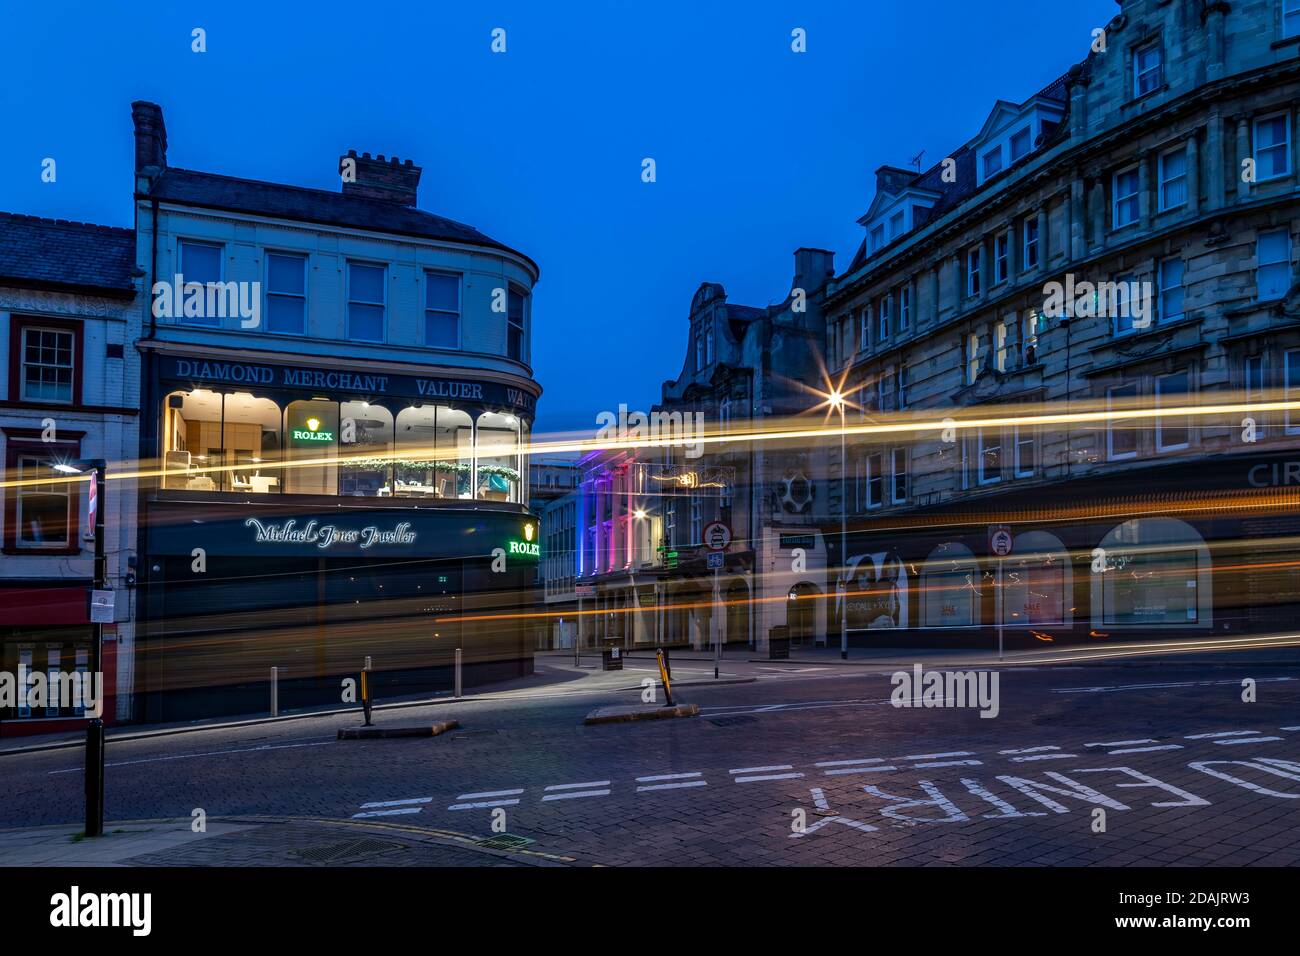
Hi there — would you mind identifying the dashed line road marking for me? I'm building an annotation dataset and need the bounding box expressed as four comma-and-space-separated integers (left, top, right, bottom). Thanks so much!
447, 799, 519, 810
544, 780, 611, 792
899, 751, 974, 761
637, 780, 708, 792
1108, 745, 1184, 754
1086, 739, 1157, 748
1185, 731, 1263, 740
541, 789, 611, 802
914, 759, 983, 768
359, 797, 432, 809
1214, 736, 1284, 745
635, 772, 702, 783
352, 807, 423, 819
1009, 754, 1078, 762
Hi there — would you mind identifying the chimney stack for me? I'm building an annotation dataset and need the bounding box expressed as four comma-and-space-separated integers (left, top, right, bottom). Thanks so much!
131, 101, 168, 185
874, 165, 916, 195
339, 150, 423, 206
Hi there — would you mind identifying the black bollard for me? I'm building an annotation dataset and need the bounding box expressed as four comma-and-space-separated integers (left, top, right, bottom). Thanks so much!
85, 718, 105, 837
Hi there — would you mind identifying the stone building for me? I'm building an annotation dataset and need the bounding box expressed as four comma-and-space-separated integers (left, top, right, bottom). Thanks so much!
573, 250, 835, 652
818, 0, 1300, 648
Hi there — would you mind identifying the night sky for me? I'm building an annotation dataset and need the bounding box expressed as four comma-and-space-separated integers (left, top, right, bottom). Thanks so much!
0, 0, 1117, 433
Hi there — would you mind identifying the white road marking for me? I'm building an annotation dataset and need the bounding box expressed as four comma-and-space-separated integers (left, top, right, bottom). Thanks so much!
359, 797, 432, 809
900, 751, 974, 761
351, 807, 423, 819
734, 772, 804, 783
815, 757, 887, 767
913, 759, 982, 768
999, 746, 1061, 754
635, 772, 702, 782
1108, 745, 1184, 754
1280, 726, 1300, 731
447, 798, 520, 810
1086, 739, 1156, 748
1185, 731, 1262, 740
1009, 754, 1078, 762
47, 740, 332, 774
457, 788, 524, 799
544, 780, 611, 791
1214, 736, 1283, 745
541, 789, 611, 802
637, 780, 707, 792
826, 765, 897, 774
1057, 677, 1295, 694
730, 764, 795, 774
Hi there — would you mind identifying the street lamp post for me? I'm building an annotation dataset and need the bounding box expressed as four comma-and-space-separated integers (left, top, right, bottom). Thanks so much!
832, 397, 848, 660
55, 458, 107, 837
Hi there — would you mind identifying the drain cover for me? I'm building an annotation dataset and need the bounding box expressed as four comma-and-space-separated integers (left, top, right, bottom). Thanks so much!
291, 838, 403, 863
707, 715, 758, 727
476, 833, 535, 851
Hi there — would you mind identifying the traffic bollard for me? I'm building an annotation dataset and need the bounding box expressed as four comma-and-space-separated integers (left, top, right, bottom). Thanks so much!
270, 666, 279, 717
85, 718, 105, 838
454, 648, 463, 699
361, 667, 373, 726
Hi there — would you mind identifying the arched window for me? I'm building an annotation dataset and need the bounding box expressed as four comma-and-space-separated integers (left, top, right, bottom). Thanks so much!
339, 401, 393, 497
1000, 530, 1071, 627
1093, 518, 1211, 627
475, 411, 521, 502
162, 389, 281, 493
921, 542, 981, 627
395, 405, 472, 498
283, 399, 338, 495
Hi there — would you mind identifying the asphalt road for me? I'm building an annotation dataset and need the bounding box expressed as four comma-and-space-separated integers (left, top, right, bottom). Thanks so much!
3, 654, 1299, 866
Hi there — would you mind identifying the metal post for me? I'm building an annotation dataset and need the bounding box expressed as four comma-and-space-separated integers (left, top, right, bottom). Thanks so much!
270, 665, 278, 717
454, 647, 463, 699
997, 558, 1005, 662
840, 409, 848, 660
84, 718, 104, 837
86, 462, 107, 838
713, 565, 721, 679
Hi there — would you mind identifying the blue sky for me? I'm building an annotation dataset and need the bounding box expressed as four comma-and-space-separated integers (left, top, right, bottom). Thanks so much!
0, 0, 1118, 433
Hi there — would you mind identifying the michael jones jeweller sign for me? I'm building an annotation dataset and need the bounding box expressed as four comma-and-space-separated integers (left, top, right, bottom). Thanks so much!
245, 517, 417, 550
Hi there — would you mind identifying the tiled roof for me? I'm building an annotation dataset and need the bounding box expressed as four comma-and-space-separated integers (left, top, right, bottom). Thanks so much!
0, 213, 136, 296
148, 167, 538, 274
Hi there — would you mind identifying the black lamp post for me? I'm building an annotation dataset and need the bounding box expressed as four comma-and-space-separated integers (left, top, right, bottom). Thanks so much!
55, 458, 107, 837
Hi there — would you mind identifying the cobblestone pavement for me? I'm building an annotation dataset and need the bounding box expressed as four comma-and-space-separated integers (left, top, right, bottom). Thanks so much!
2, 655, 1298, 866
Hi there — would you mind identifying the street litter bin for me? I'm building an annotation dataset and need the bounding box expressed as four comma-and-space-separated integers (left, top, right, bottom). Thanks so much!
602, 640, 624, 671
768, 625, 790, 660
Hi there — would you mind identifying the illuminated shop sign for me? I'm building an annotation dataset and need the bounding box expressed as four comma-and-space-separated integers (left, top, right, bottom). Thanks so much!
164, 356, 536, 409
507, 522, 540, 558
290, 417, 334, 443
245, 517, 416, 550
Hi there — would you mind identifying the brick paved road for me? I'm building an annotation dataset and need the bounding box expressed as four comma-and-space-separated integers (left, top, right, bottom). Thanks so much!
2, 656, 1298, 865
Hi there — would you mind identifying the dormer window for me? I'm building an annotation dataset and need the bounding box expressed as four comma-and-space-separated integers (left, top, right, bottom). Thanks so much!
1134, 41, 1162, 98
1287, 0, 1300, 38
870, 224, 885, 252
983, 147, 1003, 179
889, 211, 904, 239
1009, 127, 1032, 162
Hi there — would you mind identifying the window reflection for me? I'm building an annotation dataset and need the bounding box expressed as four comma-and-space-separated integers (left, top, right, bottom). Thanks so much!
283, 399, 338, 496
476, 411, 520, 502
161, 388, 528, 504
395, 406, 472, 498
339, 401, 393, 497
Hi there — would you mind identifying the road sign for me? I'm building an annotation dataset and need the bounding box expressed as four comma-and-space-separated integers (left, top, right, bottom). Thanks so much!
988, 525, 1014, 557
89, 590, 114, 624
706, 551, 724, 570
703, 521, 732, 551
